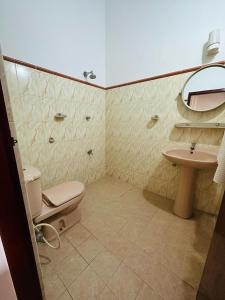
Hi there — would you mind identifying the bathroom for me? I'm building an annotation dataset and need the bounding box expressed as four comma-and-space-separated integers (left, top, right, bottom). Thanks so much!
0, 0, 225, 299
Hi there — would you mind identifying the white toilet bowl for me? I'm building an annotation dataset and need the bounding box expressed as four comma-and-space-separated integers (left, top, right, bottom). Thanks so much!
23, 166, 85, 240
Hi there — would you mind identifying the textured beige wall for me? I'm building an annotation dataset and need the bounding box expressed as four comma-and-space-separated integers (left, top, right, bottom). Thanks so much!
4, 61, 105, 189
106, 74, 225, 214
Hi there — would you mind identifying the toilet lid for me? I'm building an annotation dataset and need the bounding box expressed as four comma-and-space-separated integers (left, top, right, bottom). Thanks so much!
42, 181, 85, 207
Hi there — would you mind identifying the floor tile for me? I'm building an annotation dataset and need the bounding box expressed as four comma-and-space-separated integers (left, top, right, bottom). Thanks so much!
43, 273, 65, 300
108, 263, 143, 300
118, 189, 159, 217
81, 215, 109, 236
134, 210, 173, 255
40, 258, 55, 279
54, 249, 88, 287
90, 250, 121, 283
136, 283, 162, 300
97, 286, 118, 300
179, 251, 206, 289
68, 266, 105, 300
119, 220, 149, 243
159, 240, 187, 280
39, 235, 75, 265
77, 235, 105, 263
65, 223, 91, 247
123, 245, 177, 300
174, 280, 197, 300
102, 233, 135, 261
159, 214, 215, 289
144, 263, 179, 300
94, 211, 127, 233
87, 176, 135, 199
81, 215, 118, 246
123, 244, 155, 277
57, 290, 72, 300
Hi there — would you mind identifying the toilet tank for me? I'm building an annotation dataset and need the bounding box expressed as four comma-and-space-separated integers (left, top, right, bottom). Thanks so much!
23, 166, 42, 219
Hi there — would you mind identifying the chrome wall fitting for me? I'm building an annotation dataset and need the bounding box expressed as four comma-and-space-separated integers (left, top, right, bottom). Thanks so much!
83, 71, 96, 80
49, 137, 55, 143
151, 115, 159, 121
87, 149, 93, 156
54, 113, 67, 120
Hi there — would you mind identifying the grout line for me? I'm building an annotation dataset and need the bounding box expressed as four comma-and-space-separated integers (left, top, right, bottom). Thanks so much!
134, 281, 145, 300
66, 289, 73, 300
57, 280, 70, 298
64, 262, 90, 290
121, 235, 197, 299
121, 260, 164, 299
96, 259, 124, 299
63, 234, 94, 266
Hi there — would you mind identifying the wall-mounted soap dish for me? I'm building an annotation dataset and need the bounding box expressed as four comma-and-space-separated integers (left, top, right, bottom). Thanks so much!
54, 113, 67, 120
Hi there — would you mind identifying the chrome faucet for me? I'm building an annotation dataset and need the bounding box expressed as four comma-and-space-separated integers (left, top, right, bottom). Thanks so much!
190, 142, 196, 153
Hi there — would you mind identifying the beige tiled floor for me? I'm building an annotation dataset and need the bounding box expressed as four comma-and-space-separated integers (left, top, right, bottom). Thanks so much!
38, 176, 216, 300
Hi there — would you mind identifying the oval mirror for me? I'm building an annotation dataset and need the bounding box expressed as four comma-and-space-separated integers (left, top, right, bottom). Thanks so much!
181, 64, 225, 112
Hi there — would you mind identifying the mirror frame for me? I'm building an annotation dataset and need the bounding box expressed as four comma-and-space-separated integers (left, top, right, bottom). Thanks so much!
181, 63, 225, 112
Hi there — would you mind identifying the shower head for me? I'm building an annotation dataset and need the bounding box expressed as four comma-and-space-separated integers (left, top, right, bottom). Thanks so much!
89, 72, 96, 79
83, 71, 96, 80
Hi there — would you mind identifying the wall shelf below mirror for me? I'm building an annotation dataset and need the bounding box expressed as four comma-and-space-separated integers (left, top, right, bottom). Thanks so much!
175, 122, 225, 129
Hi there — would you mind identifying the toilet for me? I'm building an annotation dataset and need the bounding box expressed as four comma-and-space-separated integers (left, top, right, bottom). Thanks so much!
23, 166, 85, 240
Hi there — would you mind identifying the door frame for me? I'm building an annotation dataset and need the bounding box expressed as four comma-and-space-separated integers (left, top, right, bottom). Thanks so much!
0, 71, 43, 299
197, 191, 225, 300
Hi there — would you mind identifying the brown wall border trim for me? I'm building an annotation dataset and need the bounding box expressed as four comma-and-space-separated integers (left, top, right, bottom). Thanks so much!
3, 56, 225, 91
3, 55, 106, 90
106, 60, 225, 90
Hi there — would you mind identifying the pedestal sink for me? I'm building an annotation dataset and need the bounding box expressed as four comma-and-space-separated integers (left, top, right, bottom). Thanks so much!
162, 148, 217, 218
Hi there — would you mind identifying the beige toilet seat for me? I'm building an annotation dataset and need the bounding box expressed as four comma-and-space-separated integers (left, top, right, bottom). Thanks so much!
42, 181, 85, 207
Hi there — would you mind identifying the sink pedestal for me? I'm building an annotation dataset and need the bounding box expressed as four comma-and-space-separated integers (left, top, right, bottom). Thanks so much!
174, 166, 196, 218
163, 147, 217, 218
